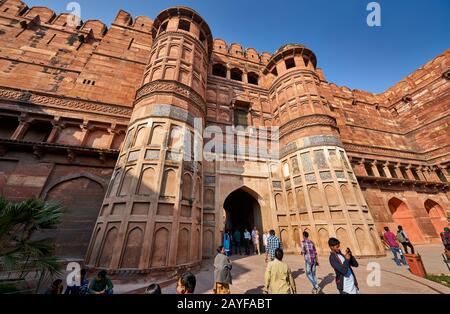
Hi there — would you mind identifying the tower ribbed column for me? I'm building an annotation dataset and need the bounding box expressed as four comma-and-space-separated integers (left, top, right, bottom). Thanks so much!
265, 44, 384, 256
85, 7, 213, 271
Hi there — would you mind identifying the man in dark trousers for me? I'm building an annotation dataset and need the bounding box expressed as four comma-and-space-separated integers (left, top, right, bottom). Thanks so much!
328, 237, 359, 294
233, 229, 242, 255
396, 225, 415, 254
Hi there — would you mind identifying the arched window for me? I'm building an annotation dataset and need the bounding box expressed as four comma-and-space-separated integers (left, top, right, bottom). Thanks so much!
178, 19, 191, 32
303, 56, 310, 68
158, 21, 168, 35
247, 72, 259, 85
212, 63, 227, 78
230, 68, 243, 81
285, 58, 296, 69
436, 169, 447, 182
199, 32, 206, 44
271, 67, 278, 77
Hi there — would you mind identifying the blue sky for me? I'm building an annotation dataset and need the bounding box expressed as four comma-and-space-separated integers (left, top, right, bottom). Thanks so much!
24, 0, 450, 93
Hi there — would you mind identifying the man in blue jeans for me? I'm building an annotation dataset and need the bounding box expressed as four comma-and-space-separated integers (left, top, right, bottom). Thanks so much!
301, 231, 320, 294
383, 226, 407, 266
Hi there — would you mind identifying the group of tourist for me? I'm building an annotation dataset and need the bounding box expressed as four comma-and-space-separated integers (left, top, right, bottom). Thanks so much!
45, 269, 113, 295
45, 225, 450, 296
214, 229, 360, 295
381, 225, 413, 266
223, 227, 263, 256
214, 224, 450, 294
382, 225, 450, 264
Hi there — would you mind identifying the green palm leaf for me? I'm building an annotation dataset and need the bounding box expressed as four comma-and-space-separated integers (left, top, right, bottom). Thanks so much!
0, 197, 64, 287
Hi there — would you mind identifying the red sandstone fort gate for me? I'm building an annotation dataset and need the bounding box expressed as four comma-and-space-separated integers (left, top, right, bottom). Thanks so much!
0, 1, 448, 274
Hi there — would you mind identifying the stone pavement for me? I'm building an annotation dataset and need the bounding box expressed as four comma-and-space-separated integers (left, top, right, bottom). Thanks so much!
157, 244, 450, 294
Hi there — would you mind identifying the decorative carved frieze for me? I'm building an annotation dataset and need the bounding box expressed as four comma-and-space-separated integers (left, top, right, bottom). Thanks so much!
135, 80, 207, 115
281, 135, 343, 158
279, 114, 338, 138
0, 86, 132, 117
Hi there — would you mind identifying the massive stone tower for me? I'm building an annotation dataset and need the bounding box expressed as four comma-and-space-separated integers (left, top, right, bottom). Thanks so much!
263, 44, 384, 255
85, 7, 212, 271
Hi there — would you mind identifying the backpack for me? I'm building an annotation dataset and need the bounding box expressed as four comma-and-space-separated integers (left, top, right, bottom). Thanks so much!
396, 231, 406, 243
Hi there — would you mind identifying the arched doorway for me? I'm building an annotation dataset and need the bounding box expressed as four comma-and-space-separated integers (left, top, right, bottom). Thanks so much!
425, 200, 448, 235
223, 188, 262, 234
388, 197, 424, 243
46, 176, 105, 259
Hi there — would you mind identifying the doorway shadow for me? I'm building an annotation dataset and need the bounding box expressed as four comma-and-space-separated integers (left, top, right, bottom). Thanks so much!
317, 273, 335, 294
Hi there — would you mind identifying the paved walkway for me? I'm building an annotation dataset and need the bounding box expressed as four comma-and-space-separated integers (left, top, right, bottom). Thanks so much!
158, 244, 450, 294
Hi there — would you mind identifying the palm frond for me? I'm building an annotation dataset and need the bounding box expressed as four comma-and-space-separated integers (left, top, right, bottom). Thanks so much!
0, 197, 64, 284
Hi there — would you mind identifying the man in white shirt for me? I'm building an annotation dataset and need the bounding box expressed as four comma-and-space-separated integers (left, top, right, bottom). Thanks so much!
243, 229, 251, 255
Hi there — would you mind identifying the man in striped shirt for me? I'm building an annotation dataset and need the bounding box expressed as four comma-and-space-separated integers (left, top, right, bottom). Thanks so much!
301, 231, 320, 294
265, 230, 283, 262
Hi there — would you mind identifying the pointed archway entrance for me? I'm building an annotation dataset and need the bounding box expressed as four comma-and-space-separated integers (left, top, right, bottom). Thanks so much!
223, 187, 263, 234
388, 197, 425, 243
425, 199, 448, 235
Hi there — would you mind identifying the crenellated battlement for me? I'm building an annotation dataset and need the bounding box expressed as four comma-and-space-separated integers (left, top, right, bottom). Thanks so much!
212, 38, 271, 65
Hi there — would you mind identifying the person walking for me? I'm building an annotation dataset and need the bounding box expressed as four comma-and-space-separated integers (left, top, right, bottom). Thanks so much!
397, 225, 415, 254
264, 248, 296, 294
233, 229, 242, 255
328, 237, 359, 294
213, 246, 232, 294
440, 227, 450, 251
263, 230, 269, 254
252, 228, 261, 255
301, 231, 320, 294
383, 227, 407, 266
243, 229, 251, 255
223, 230, 232, 256
265, 230, 282, 262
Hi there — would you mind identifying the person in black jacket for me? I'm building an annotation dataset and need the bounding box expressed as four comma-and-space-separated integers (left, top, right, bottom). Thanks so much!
328, 237, 359, 294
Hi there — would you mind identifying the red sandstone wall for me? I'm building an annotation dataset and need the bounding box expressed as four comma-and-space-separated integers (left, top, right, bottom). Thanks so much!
0, 0, 153, 106
0, 151, 114, 259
